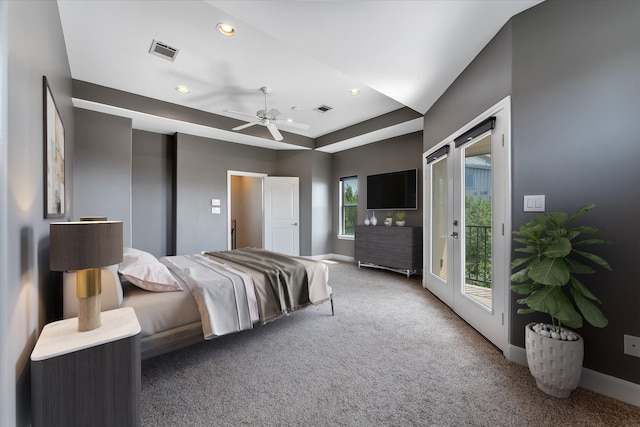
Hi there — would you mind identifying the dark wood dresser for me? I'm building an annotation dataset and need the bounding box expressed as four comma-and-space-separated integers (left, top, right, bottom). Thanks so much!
354, 225, 423, 277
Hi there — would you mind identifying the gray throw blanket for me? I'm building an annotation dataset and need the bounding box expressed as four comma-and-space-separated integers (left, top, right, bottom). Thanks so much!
206, 248, 310, 315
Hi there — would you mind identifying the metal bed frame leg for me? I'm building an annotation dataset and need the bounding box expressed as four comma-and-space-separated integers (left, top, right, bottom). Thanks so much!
330, 291, 334, 316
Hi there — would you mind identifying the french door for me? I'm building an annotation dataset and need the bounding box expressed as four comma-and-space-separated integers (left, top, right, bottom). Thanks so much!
423, 97, 511, 353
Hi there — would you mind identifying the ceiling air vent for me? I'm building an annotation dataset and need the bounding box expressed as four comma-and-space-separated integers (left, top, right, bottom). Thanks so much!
314, 104, 333, 113
149, 39, 179, 62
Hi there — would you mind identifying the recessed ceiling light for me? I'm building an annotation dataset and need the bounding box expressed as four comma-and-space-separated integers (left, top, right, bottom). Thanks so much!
216, 22, 236, 37
349, 88, 360, 96
175, 85, 190, 94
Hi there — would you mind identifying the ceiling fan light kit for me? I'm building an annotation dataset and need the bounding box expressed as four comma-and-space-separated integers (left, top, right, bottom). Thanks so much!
225, 86, 309, 142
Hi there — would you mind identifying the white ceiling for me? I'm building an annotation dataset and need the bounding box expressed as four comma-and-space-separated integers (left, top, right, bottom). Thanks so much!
57, 0, 542, 151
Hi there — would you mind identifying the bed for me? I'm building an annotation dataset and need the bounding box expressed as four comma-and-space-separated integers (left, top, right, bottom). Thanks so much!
63, 247, 333, 360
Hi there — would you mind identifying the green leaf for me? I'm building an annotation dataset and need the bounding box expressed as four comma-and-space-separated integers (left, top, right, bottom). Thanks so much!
510, 268, 531, 283
571, 288, 608, 328
510, 256, 533, 269
571, 226, 601, 235
573, 238, 610, 246
525, 286, 582, 328
547, 212, 569, 228
528, 258, 570, 286
516, 308, 536, 314
565, 258, 596, 275
542, 237, 571, 258
514, 247, 537, 254
569, 276, 601, 303
565, 229, 581, 240
513, 237, 530, 244
511, 283, 539, 295
574, 249, 612, 271
569, 204, 596, 223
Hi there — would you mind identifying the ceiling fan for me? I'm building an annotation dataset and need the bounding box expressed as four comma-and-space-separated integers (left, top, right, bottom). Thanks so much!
224, 86, 309, 141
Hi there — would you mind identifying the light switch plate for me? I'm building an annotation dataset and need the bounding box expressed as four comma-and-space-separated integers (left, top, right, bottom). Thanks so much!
211, 207, 221, 214
211, 199, 220, 206
523, 195, 545, 212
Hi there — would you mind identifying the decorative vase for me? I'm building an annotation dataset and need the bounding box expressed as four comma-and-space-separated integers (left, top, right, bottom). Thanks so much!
371, 212, 377, 226
525, 322, 584, 398
364, 214, 370, 226
384, 217, 393, 226
396, 221, 405, 227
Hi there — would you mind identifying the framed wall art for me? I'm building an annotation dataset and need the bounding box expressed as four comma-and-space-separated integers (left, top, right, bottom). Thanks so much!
43, 76, 65, 218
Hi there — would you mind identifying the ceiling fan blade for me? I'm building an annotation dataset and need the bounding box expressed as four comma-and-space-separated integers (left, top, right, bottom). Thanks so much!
276, 119, 310, 130
233, 122, 257, 131
224, 109, 258, 119
266, 123, 283, 141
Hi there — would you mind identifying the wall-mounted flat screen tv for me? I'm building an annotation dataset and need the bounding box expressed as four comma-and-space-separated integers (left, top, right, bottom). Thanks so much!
367, 169, 417, 210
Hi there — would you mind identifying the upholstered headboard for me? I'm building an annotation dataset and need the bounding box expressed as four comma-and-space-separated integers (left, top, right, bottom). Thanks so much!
62, 264, 123, 319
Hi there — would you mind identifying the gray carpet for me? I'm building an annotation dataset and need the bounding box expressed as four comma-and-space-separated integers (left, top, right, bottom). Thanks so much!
141, 261, 640, 426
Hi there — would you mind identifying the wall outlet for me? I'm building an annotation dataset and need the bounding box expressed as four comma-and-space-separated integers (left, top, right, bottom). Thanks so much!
624, 334, 640, 358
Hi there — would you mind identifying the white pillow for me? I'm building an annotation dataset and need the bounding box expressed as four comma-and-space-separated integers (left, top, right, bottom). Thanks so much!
118, 247, 181, 292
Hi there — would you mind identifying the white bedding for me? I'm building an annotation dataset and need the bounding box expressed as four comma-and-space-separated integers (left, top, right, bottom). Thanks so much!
117, 249, 331, 357
121, 280, 200, 338
160, 254, 260, 339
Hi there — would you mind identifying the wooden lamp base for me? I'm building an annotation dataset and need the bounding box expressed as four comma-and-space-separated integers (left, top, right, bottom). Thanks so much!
78, 294, 101, 331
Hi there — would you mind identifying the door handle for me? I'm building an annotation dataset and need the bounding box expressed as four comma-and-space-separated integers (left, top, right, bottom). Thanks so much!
292, 223, 298, 226
450, 232, 459, 239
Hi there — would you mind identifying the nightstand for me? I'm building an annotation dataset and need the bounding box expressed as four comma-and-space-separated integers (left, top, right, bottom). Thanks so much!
31, 307, 141, 427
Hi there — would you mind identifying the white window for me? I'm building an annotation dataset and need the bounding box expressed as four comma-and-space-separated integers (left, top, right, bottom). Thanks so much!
339, 176, 358, 238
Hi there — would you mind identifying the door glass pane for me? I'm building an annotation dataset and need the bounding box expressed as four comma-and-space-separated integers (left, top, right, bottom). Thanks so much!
462, 135, 492, 309
431, 157, 448, 281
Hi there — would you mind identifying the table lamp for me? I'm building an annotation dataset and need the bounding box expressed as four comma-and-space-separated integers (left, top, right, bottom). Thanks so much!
50, 220, 123, 331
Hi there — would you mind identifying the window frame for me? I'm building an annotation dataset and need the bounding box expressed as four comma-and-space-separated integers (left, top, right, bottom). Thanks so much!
338, 175, 358, 239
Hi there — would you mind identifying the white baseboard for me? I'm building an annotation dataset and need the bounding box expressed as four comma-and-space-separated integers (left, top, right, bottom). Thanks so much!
508, 345, 639, 407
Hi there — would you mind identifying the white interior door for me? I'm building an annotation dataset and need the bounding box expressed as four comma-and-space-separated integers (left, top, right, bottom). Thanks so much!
424, 97, 511, 353
264, 176, 300, 256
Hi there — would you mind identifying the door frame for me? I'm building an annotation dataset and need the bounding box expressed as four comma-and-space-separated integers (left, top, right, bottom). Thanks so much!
422, 96, 512, 355
227, 170, 267, 250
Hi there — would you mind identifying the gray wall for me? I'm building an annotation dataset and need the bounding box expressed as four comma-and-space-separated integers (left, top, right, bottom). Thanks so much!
2, 1, 74, 425
423, 0, 640, 384
332, 131, 424, 257
132, 130, 175, 257
311, 151, 333, 255
74, 109, 132, 245
72, 116, 333, 258
510, 0, 640, 383
274, 150, 339, 257
175, 133, 278, 255
423, 22, 512, 150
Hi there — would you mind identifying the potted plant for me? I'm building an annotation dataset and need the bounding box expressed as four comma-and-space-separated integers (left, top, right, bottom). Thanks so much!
384, 211, 393, 226
510, 203, 612, 398
395, 211, 406, 226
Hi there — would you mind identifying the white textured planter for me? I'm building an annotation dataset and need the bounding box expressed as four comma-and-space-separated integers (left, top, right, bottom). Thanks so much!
525, 322, 584, 398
